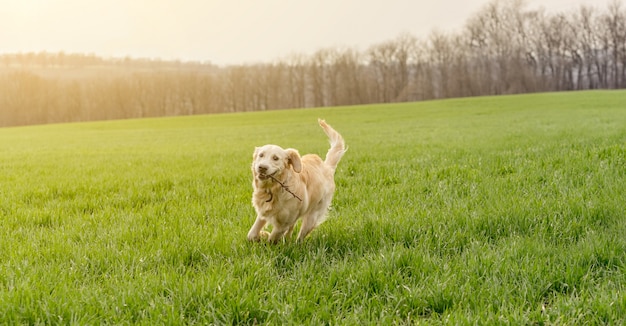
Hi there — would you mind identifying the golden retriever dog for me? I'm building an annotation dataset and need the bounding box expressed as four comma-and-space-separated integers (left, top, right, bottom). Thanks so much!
247, 119, 346, 243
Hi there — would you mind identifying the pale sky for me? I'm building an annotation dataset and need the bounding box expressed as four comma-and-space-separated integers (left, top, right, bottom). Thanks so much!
0, 0, 609, 65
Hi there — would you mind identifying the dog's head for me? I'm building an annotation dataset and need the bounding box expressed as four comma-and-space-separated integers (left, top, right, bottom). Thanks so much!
252, 145, 302, 182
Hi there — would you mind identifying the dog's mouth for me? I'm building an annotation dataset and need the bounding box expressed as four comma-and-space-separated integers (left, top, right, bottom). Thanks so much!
258, 172, 277, 181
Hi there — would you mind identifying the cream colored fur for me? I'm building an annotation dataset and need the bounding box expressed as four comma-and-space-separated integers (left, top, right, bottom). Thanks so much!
247, 119, 346, 243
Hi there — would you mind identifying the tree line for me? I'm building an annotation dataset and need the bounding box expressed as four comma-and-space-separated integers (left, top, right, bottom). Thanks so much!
1, 0, 625, 127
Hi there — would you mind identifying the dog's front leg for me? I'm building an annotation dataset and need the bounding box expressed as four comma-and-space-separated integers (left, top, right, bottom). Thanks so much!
247, 216, 267, 241
268, 225, 292, 244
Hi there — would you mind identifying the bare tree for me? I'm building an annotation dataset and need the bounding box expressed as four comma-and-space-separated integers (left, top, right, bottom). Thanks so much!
309, 49, 330, 107
603, 0, 626, 87
285, 54, 308, 108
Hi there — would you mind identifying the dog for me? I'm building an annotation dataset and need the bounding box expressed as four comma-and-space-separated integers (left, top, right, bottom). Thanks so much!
247, 119, 346, 243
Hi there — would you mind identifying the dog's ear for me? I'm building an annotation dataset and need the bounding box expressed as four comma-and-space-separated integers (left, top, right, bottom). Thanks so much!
286, 148, 302, 173
253, 147, 259, 160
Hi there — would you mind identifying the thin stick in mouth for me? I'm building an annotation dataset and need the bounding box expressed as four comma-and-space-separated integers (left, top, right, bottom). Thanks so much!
263, 173, 302, 202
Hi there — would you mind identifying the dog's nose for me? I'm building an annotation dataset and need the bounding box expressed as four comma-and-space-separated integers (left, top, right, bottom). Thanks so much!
258, 165, 268, 174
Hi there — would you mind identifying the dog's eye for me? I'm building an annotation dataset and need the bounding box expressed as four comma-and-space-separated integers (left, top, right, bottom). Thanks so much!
258, 153, 264, 158
272, 155, 279, 161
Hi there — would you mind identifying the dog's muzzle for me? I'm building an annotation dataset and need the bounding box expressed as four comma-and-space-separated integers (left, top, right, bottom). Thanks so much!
257, 164, 273, 180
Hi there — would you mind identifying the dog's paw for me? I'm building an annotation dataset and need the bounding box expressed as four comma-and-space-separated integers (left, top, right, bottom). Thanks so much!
247, 230, 271, 242
247, 232, 261, 242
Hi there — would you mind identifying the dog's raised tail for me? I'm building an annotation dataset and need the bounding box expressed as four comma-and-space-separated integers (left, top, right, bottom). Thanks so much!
318, 119, 346, 171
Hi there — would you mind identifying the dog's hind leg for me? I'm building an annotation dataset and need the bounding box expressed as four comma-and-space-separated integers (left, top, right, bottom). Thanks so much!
297, 212, 322, 243
285, 224, 296, 240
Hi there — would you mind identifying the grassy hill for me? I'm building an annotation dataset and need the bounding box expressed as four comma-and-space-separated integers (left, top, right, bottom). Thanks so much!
1, 90, 625, 324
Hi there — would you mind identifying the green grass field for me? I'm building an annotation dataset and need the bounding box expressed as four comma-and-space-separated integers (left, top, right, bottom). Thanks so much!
1, 90, 625, 324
